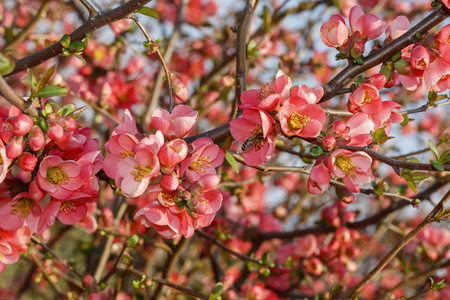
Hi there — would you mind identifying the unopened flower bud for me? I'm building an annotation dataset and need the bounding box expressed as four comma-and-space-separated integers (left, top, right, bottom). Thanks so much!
171, 75, 188, 102
161, 174, 179, 193
322, 135, 336, 151
6, 135, 24, 158
327, 120, 346, 137
350, 41, 365, 58
10, 114, 33, 136
336, 187, 356, 204
19, 152, 37, 171
29, 126, 45, 151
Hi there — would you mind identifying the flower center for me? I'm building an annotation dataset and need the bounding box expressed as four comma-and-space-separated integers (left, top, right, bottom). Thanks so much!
0, 153, 3, 165
256, 83, 274, 100
132, 165, 153, 181
363, 91, 372, 104
159, 191, 178, 207
11, 198, 33, 220
288, 111, 311, 130
335, 156, 357, 178
120, 150, 134, 158
60, 201, 78, 215
328, 25, 335, 32
47, 167, 69, 185
189, 156, 211, 174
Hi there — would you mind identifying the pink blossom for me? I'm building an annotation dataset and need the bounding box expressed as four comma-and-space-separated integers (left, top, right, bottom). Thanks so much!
290, 84, 324, 104
304, 257, 324, 276
158, 139, 188, 172
0, 226, 31, 271
76, 203, 98, 234
340, 113, 374, 147
438, 24, 450, 64
151, 105, 198, 139
230, 109, 275, 166
422, 58, 450, 92
8, 114, 33, 136
320, 15, 349, 48
6, 135, 25, 159
36, 156, 84, 200
349, 6, 384, 41
369, 101, 403, 134
161, 174, 180, 193
279, 97, 326, 138
294, 234, 318, 258
328, 149, 374, 193
0, 140, 12, 184
307, 155, 331, 195
117, 146, 160, 198
239, 71, 291, 112
0, 192, 42, 232
410, 45, 431, 70
180, 137, 225, 182
348, 83, 382, 114
385, 16, 409, 42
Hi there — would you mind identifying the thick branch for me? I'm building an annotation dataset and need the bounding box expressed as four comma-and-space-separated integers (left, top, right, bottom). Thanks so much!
320, 7, 449, 103
232, 0, 257, 118
0, 75, 39, 117
7, 0, 153, 76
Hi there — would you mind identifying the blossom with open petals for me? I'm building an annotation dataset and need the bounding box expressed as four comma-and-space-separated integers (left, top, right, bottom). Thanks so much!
328, 149, 374, 193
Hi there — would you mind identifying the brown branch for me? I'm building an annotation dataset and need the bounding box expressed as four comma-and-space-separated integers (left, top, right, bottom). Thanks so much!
125, 267, 209, 299
184, 6, 450, 145
143, 0, 187, 126
7, 0, 153, 76
99, 241, 128, 285
339, 188, 450, 299
30, 252, 64, 297
0, 75, 39, 117
258, 180, 446, 240
232, 0, 257, 119
319, 7, 449, 103
31, 235, 83, 278
339, 145, 450, 171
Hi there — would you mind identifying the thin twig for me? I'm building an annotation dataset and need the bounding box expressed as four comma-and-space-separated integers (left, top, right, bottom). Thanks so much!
339, 188, 450, 299
30, 252, 64, 297
31, 235, 83, 278
99, 241, 128, 284
125, 267, 209, 299
339, 145, 450, 171
78, 0, 99, 17
143, 0, 187, 126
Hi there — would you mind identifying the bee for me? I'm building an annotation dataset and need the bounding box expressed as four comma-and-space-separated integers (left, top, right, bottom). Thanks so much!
242, 133, 265, 151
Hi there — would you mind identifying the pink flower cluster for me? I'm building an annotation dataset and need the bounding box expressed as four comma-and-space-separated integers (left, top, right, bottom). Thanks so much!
320, 6, 384, 59
230, 71, 326, 166
0, 103, 103, 271
103, 107, 225, 238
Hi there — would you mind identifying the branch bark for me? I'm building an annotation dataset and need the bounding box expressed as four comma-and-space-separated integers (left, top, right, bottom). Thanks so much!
6, 0, 153, 76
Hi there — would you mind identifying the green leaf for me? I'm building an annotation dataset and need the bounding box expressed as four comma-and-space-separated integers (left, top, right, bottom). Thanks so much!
36, 65, 56, 93
428, 90, 437, 105
428, 139, 439, 160
136, 7, 159, 19
439, 151, 450, 163
403, 174, 417, 193
210, 282, 223, 296
59, 34, 71, 48
69, 40, 85, 53
373, 128, 390, 144
329, 285, 343, 300
431, 160, 443, 171
37, 85, 68, 98
260, 268, 270, 276
128, 234, 140, 247
310, 145, 324, 157
58, 103, 77, 116
74, 54, 86, 66
0, 53, 15, 76
409, 173, 429, 181
374, 178, 387, 195
225, 151, 239, 173
399, 114, 409, 126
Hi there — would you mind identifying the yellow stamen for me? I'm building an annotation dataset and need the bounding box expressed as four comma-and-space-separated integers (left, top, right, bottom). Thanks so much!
189, 156, 211, 174
47, 167, 69, 185
131, 165, 153, 181
59, 201, 78, 215
11, 198, 34, 220
335, 156, 358, 178
288, 111, 311, 130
